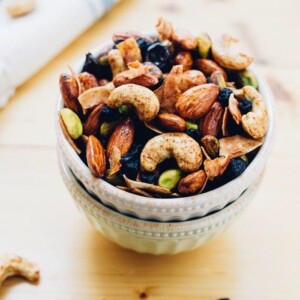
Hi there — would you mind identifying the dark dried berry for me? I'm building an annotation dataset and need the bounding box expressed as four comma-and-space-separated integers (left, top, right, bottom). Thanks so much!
226, 158, 247, 180
145, 43, 172, 72
120, 144, 142, 179
136, 38, 154, 60
81, 53, 112, 80
238, 99, 252, 114
140, 171, 159, 184
186, 129, 202, 143
100, 106, 121, 122
218, 88, 233, 107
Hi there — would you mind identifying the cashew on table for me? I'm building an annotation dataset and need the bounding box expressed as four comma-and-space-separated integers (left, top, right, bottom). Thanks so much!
140, 132, 203, 172
0, 254, 40, 287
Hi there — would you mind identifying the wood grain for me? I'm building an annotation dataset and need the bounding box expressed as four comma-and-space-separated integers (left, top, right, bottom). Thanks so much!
0, 0, 300, 299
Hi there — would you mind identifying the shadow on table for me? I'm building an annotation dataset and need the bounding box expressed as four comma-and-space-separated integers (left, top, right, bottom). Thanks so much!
83, 229, 238, 300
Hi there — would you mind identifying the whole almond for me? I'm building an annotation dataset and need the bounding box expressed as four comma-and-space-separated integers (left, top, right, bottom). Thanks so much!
179, 70, 206, 92
59, 73, 81, 115
195, 59, 227, 81
86, 135, 106, 177
157, 113, 186, 132
176, 83, 219, 119
199, 101, 224, 136
175, 51, 193, 71
178, 170, 207, 195
107, 118, 134, 158
78, 72, 99, 92
83, 103, 105, 136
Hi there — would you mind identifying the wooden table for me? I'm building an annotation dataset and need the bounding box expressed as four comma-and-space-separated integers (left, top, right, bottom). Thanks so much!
1, 0, 299, 299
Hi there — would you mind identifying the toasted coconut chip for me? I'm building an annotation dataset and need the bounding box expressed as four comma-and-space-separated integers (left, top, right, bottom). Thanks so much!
117, 37, 142, 64
108, 49, 127, 78
154, 83, 164, 102
116, 185, 131, 192
201, 146, 211, 160
68, 65, 82, 95
222, 107, 229, 137
113, 61, 158, 87
228, 94, 242, 124
144, 121, 164, 134
198, 175, 209, 194
107, 146, 122, 176
156, 17, 174, 41
132, 188, 154, 197
58, 112, 81, 154
219, 135, 263, 158
124, 175, 172, 195
161, 65, 183, 113
78, 86, 112, 111
233, 88, 244, 99
204, 156, 231, 180
171, 28, 197, 50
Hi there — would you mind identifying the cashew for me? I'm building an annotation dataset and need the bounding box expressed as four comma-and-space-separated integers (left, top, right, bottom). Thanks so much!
0, 254, 40, 286
107, 84, 160, 122
212, 34, 253, 70
140, 133, 202, 172
241, 86, 268, 139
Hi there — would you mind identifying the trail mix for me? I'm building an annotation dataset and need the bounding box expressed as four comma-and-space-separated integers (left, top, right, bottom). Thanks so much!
58, 18, 268, 198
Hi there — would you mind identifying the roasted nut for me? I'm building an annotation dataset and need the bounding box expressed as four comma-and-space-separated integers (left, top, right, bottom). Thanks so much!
201, 135, 220, 159
6, 0, 35, 18
59, 73, 81, 115
199, 101, 224, 136
219, 134, 263, 158
210, 71, 226, 89
140, 133, 202, 172
179, 70, 206, 92
77, 72, 99, 93
161, 65, 183, 113
212, 34, 253, 70
195, 59, 227, 81
171, 28, 197, 50
228, 93, 242, 124
0, 254, 39, 286
117, 37, 142, 64
158, 169, 182, 189
99, 79, 110, 86
113, 61, 158, 87
83, 103, 104, 136
204, 156, 231, 180
78, 86, 113, 111
107, 146, 122, 176
157, 113, 186, 132
107, 118, 134, 158
108, 49, 127, 78
236, 69, 258, 89
60, 108, 83, 139
176, 84, 219, 119
175, 51, 193, 71
196, 33, 211, 58
241, 86, 268, 139
86, 135, 106, 177
107, 84, 160, 122
186, 121, 198, 130
156, 17, 173, 41
178, 170, 207, 195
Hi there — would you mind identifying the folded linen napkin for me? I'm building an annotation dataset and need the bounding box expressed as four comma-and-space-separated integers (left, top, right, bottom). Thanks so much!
0, 0, 120, 107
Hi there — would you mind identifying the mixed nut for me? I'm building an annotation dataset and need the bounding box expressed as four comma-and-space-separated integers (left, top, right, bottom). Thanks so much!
58, 18, 268, 198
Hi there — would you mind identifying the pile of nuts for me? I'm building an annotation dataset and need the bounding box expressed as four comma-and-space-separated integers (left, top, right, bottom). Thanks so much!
58, 18, 268, 198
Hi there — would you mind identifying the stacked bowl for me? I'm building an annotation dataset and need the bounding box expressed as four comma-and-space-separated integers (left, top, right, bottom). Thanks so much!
55, 41, 274, 255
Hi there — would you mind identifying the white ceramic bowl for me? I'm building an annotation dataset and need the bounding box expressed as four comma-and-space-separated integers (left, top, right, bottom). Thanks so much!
55, 38, 274, 222
59, 154, 263, 255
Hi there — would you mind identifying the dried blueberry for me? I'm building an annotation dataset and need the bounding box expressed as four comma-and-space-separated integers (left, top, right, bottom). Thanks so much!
225, 158, 247, 180
140, 171, 160, 184
81, 53, 112, 80
100, 106, 121, 122
145, 42, 172, 73
120, 144, 142, 179
238, 99, 252, 114
186, 129, 202, 143
218, 88, 233, 107
136, 38, 154, 60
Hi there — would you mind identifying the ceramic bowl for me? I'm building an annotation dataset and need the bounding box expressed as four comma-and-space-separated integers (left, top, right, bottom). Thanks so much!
55, 38, 274, 222
59, 153, 263, 255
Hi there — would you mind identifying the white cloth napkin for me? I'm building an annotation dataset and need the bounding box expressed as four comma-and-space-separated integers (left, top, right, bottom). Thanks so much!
0, 0, 119, 107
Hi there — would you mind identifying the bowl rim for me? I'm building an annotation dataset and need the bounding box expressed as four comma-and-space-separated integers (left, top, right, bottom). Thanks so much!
55, 36, 274, 208
59, 153, 261, 232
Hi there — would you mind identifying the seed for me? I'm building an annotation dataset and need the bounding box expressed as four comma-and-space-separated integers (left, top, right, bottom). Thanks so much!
158, 169, 182, 190
60, 108, 83, 139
